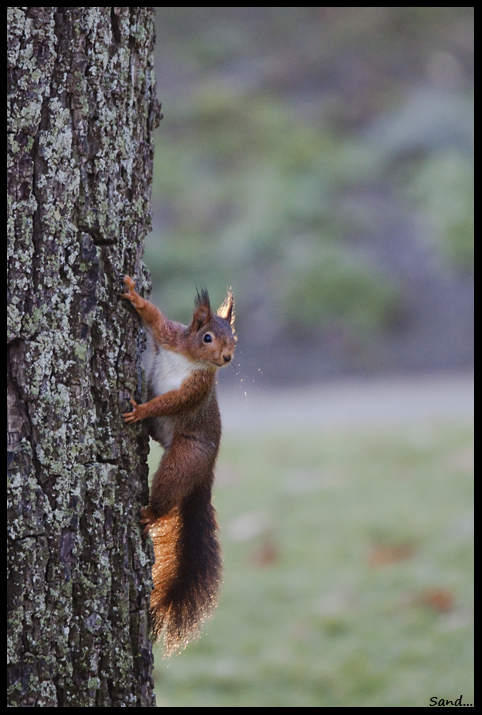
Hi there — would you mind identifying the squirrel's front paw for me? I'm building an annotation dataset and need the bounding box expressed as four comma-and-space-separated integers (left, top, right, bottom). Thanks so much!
121, 275, 144, 307
123, 398, 145, 423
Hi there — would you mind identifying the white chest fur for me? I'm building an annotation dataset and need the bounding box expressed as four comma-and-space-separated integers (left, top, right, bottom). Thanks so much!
150, 347, 198, 396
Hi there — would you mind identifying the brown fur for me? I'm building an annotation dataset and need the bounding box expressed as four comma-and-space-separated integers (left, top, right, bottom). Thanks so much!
122, 276, 236, 655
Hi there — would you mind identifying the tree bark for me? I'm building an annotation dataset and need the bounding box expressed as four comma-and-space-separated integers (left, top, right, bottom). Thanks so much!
7, 7, 160, 706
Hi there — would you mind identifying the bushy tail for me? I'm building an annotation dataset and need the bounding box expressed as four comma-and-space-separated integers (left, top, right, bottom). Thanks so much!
148, 485, 222, 656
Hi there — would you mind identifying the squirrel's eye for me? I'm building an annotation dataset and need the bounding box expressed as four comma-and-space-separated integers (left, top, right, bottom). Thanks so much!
203, 333, 213, 343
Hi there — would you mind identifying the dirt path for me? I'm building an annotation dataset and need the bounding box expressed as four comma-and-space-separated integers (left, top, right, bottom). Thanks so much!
218, 371, 474, 435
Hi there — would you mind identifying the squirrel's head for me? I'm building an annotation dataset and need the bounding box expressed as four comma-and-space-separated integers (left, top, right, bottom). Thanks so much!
186, 288, 236, 368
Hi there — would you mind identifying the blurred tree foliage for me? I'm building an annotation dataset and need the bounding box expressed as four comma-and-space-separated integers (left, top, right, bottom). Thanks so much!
405, 149, 474, 269
148, 7, 473, 360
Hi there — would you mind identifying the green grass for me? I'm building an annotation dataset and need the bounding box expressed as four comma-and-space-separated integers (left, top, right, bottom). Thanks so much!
150, 422, 473, 707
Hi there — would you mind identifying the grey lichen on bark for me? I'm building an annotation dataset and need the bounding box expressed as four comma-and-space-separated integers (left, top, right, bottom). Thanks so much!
7, 7, 161, 706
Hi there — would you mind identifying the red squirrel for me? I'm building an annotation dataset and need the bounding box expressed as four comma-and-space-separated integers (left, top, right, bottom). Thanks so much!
121, 275, 236, 655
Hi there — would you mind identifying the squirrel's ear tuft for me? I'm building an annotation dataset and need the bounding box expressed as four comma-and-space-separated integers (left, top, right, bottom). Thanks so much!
217, 289, 235, 328
190, 287, 212, 331
195, 287, 210, 309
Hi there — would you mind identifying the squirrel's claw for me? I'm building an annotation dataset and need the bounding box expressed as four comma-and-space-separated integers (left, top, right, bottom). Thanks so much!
123, 398, 140, 423
121, 275, 136, 300
121, 275, 144, 308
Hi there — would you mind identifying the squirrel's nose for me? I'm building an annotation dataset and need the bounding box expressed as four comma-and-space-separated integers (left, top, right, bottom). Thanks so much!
223, 354, 232, 363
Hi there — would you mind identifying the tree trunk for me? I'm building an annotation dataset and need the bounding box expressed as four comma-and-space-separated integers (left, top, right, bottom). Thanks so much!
7, 7, 160, 706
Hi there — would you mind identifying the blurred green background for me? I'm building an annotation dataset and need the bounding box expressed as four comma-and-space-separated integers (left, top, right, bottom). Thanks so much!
151, 421, 473, 707
146, 8, 473, 707
148, 6, 473, 383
